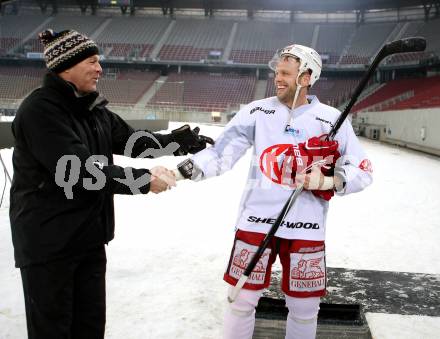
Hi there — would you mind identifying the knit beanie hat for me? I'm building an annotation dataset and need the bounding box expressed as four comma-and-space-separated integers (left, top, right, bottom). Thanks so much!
39, 29, 99, 73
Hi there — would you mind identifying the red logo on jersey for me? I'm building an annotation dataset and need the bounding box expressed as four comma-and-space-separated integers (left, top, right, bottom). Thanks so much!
259, 144, 297, 186
359, 159, 373, 173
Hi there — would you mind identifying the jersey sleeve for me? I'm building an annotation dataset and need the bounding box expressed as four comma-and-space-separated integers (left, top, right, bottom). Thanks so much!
190, 104, 256, 180
333, 118, 373, 195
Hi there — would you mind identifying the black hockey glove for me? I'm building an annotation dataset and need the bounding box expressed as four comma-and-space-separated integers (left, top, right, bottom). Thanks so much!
170, 124, 214, 156
175, 158, 204, 180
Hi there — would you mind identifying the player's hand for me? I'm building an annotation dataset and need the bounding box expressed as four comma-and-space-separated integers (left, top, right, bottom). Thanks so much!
290, 135, 340, 174
149, 166, 176, 194
285, 135, 340, 200
296, 166, 334, 191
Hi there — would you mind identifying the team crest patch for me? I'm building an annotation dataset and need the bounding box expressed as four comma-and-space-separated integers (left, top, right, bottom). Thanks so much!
289, 251, 326, 292
229, 240, 271, 285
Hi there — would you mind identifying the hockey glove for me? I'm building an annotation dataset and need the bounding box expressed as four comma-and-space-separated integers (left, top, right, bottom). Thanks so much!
170, 125, 214, 156
173, 158, 204, 181
292, 135, 341, 201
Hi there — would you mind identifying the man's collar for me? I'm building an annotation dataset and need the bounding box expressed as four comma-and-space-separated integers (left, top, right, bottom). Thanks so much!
43, 72, 105, 110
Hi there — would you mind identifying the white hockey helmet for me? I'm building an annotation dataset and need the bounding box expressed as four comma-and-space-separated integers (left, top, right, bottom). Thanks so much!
269, 44, 322, 87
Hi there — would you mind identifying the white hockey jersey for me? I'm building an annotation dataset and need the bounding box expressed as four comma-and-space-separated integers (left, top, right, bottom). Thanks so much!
191, 96, 373, 240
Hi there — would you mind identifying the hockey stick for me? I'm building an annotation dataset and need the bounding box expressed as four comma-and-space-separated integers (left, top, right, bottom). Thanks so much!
227, 36, 426, 303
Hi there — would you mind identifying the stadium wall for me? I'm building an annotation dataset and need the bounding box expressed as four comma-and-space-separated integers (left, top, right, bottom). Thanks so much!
0, 120, 169, 149
355, 108, 440, 156
108, 105, 228, 124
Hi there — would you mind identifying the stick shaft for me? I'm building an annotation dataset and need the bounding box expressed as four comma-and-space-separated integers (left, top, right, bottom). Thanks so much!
328, 48, 386, 140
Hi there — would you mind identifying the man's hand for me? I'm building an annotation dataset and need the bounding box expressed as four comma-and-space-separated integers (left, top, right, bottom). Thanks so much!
170, 125, 214, 155
149, 166, 176, 194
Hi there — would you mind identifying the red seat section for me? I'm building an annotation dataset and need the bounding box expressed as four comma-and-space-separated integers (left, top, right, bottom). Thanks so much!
353, 76, 440, 112
97, 70, 160, 106
0, 66, 45, 99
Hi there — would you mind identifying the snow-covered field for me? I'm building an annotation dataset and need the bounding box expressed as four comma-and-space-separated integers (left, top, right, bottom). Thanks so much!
0, 122, 439, 339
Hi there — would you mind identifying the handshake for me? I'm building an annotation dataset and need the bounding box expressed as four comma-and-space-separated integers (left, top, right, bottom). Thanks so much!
149, 158, 200, 193
149, 166, 178, 194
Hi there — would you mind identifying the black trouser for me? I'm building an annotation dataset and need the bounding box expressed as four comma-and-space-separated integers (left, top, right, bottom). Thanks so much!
20, 246, 107, 339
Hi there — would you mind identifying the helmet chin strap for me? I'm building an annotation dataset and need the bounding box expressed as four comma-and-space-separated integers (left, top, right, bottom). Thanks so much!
287, 74, 304, 131
292, 85, 301, 109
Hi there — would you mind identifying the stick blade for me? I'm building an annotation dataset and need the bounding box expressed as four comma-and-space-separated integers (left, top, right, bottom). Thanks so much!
385, 37, 426, 55
227, 275, 249, 303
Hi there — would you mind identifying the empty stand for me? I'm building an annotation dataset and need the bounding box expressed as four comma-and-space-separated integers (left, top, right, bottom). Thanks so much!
386, 19, 440, 65
265, 77, 276, 98
149, 72, 256, 111
385, 76, 440, 110
40, 14, 105, 37
2, 13, 439, 66
310, 77, 360, 107
0, 66, 158, 106
0, 66, 44, 99
352, 76, 440, 112
18, 15, 106, 54
96, 17, 170, 59
0, 14, 48, 55
340, 23, 396, 64
1, 12, 440, 113
316, 23, 355, 64
98, 70, 160, 105
158, 19, 231, 61
230, 21, 315, 64
0, 66, 45, 77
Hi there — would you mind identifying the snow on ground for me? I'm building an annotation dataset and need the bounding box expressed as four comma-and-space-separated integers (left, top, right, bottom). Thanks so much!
366, 313, 440, 339
0, 122, 439, 338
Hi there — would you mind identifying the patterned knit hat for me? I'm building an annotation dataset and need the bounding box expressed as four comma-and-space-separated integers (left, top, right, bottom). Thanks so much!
39, 29, 99, 73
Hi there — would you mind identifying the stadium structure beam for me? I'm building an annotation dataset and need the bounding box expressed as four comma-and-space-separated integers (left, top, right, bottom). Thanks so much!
129, 0, 428, 12
203, 0, 213, 16
356, 8, 365, 26
0, 0, 19, 15
13, 0, 433, 13
422, 1, 432, 20
160, 0, 174, 17
35, 0, 57, 15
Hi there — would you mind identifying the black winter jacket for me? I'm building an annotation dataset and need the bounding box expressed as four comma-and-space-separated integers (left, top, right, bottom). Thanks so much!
10, 72, 175, 267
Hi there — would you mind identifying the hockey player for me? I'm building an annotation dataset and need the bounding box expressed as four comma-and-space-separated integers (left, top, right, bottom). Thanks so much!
175, 44, 373, 339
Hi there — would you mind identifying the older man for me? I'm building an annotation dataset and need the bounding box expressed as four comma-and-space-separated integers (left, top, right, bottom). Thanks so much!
10, 29, 212, 339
